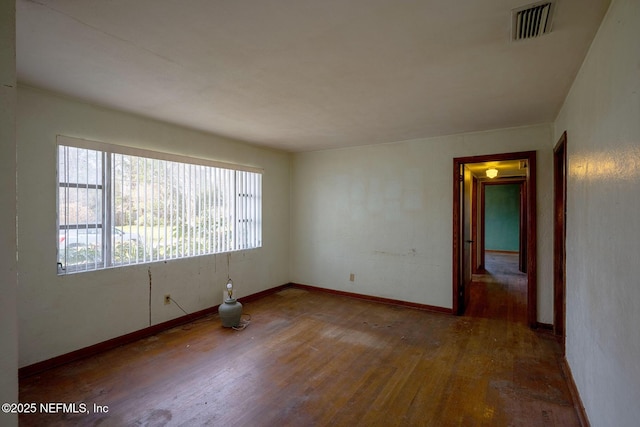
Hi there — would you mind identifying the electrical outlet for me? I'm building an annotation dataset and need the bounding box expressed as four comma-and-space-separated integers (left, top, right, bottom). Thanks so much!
164, 294, 171, 305
349, 273, 355, 282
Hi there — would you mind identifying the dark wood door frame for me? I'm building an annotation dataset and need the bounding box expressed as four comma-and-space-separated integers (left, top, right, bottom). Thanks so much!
519, 179, 528, 273
479, 178, 526, 272
453, 151, 537, 327
471, 176, 479, 274
553, 132, 567, 349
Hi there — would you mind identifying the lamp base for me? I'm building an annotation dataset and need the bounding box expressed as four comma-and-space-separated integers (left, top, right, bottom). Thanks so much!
219, 298, 243, 328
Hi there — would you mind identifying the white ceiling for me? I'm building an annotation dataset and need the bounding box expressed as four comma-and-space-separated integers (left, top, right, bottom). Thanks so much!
16, 0, 610, 152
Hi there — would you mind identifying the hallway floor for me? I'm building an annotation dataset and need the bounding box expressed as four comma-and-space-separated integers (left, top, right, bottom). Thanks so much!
468, 251, 528, 324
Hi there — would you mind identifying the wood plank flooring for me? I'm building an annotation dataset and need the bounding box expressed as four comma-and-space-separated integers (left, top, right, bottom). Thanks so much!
469, 251, 528, 324
20, 254, 578, 426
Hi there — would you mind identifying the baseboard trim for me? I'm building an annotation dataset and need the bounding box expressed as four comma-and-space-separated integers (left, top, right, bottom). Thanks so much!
534, 322, 563, 343
19, 283, 291, 379
290, 283, 452, 314
536, 322, 554, 332
238, 283, 291, 304
560, 357, 590, 427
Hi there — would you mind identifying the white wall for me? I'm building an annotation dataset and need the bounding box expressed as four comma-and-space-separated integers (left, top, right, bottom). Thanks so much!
0, 1, 18, 426
291, 124, 554, 322
554, 0, 640, 425
16, 86, 291, 367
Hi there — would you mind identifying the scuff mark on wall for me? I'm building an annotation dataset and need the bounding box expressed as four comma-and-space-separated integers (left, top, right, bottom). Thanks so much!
373, 248, 417, 257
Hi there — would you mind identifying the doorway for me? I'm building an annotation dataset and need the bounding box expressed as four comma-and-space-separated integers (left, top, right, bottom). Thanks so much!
479, 178, 527, 273
452, 151, 538, 328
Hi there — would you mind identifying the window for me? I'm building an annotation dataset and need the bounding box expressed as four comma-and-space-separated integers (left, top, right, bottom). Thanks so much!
57, 136, 262, 273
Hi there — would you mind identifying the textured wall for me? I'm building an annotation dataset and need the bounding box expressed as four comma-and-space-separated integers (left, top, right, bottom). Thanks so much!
554, 0, 640, 424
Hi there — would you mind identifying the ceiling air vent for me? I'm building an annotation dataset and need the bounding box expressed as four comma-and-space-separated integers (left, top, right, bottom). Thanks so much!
512, 1, 555, 41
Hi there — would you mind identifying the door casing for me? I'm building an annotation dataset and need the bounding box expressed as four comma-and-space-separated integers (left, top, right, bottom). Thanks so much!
453, 151, 537, 327
553, 132, 567, 348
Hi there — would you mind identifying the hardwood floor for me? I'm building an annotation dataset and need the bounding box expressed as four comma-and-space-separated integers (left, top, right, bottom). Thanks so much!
20, 259, 577, 426
468, 251, 528, 324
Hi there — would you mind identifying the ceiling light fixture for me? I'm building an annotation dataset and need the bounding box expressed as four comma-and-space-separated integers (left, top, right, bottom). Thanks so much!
486, 168, 498, 179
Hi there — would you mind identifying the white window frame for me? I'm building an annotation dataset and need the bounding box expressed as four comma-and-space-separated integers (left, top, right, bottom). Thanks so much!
57, 135, 262, 274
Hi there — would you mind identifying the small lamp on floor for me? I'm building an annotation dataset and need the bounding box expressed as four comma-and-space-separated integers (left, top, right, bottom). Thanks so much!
219, 278, 243, 328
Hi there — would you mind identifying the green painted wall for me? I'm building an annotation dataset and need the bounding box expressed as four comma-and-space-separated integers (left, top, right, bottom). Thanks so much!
485, 184, 520, 252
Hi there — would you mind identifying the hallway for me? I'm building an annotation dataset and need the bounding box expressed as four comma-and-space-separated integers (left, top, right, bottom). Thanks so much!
468, 251, 528, 325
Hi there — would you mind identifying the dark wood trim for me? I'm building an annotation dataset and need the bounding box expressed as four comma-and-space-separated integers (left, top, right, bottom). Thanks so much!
453, 161, 462, 315
485, 249, 519, 255
453, 151, 537, 327
238, 283, 291, 304
561, 357, 591, 427
479, 179, 486, 271
554, 132, 568, 349
527, 152, 537, 327
537, 322, 553, 331
19, 283, 291, 379
291, 283, 452, 314
535, 322, 554, 332
519, 180, 527, 273
534, 322, 562, 342
480, 178, 526, 186
471, 176, 479, 274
